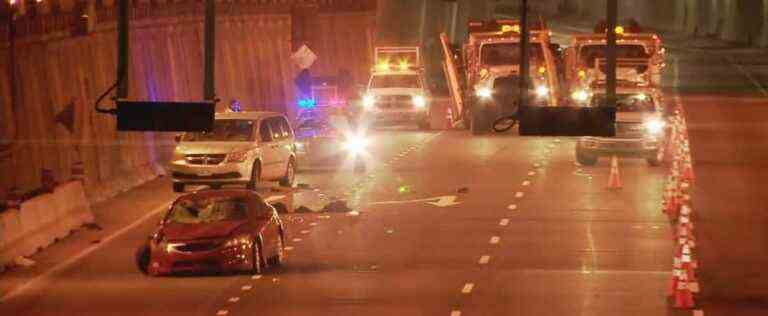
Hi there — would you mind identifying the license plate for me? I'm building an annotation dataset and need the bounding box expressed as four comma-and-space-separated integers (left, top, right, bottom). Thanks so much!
197, 170, 212, 176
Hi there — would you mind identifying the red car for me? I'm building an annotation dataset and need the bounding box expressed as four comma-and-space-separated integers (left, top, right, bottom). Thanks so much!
136, 190, 286, 276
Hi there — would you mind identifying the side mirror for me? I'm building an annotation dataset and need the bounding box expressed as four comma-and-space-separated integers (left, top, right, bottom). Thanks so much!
174, 134, 183, 143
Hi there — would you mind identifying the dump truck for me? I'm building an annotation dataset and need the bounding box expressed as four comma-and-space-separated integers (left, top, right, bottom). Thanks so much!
440, 18, 563, 135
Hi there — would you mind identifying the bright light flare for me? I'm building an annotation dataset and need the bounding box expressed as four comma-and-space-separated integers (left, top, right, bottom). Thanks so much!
363, 94, 376, 110
476, 87, 492, 99
644, 119, 665, 135
535, 86, 550, 98
342, 134, 370, 156
571, 90, 590, 103
636, 93, 648, 101
412, 95, 426, 108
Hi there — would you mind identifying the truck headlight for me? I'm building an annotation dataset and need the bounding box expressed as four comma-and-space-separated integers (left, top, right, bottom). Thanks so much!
476, 87, 492, 99
571, 90, 590, 103
412, 95, 426, 108
644, 119, 665, 135
535, 86, 550, 98
342, 134, 369, 156
363, 94, 376, 110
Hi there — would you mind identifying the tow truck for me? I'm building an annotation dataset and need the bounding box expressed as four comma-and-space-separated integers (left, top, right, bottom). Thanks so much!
564, 21, 665, 105
440, 18, 563, 135
360, 47, 432, 130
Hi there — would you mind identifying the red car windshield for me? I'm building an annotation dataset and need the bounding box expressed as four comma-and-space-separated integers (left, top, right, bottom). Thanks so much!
167, 197, 248, 224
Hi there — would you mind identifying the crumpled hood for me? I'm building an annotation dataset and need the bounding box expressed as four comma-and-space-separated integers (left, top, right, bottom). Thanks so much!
162, 220, 248, 241
368, 88, 423, 96
175, 142, 254, 155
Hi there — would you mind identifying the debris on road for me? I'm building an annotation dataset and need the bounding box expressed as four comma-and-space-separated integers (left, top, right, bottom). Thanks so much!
456, 187, 469, 194
323, 200, 352, 213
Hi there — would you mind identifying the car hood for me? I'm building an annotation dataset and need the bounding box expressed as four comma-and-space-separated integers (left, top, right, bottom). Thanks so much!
175, 142, 254, 155
616, 111, 660, 123
162, 220, 248, 241
368, 88, 423, 96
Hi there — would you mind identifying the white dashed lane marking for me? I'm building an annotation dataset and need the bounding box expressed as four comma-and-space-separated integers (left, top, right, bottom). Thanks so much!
490, 236, 500, 244
508, 204, 517, 210
251, 275, 262, 280
478, 255, 490, 265
241, 285, 252, 291
228, 297, 240, 303
499, 218, 510, 226
522, 180, 531, 186
461, 283, 474, 294
694, 310, 704, 316
292, 238, 302, 242
528, 171, 536, 176
309, 222, 318, 226
284, 246, 295, 251
216, 310, 229, 316
515, 192, 524, 198
451, 311, 462, 316
300, 230, 310, 234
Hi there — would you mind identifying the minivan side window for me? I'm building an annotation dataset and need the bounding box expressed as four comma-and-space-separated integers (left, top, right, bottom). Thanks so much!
259, 119, 273, 142
267, 117, 284, 140
278, 117, 293, 138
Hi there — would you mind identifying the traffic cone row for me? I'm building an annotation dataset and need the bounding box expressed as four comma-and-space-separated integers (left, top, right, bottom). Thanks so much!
663, 99, 700, 309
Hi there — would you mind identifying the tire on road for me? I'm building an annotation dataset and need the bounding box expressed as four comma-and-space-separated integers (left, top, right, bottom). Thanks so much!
279, 158, 295, 187
268, 235, 285, 267
246, 162, 261, 190
135, 242, 151, 275
251, 238, 264, 275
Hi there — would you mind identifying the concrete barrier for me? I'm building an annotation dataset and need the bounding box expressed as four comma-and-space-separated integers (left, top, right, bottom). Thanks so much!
0, 181, 94, 269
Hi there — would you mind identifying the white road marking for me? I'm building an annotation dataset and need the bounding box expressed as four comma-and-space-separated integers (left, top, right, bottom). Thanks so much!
726, 55, 768, 97
522, 180, 531, 186
300, 230, 310, 234
251, 275, 262, 280
216, 310, 229, 316
490, 236, 500, 244
386, 229, 394, 234
292, 238, 302, 242
309, 222, 318, 226
450, 311, 462, 316
337, 230, 344, 234
241, 285, 252, 291
461, 283, 474, 293
528, 171, 536, 176
508, 204, 517, 210
228, 297, 240, 303
515, 191, 524, 198
284, 246, 294, 251
533, 163, 540, 168
499, 218, 510, 226
1, 200, 173, 302
479, 255, 490, 265
693, 310, 704, 316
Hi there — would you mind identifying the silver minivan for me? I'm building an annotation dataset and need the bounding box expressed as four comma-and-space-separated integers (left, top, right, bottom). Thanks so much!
168, 112, 296, 192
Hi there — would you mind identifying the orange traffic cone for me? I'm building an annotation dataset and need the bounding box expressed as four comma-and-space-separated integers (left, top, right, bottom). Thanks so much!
674, 276, 695, 309
607, 155, 622, 190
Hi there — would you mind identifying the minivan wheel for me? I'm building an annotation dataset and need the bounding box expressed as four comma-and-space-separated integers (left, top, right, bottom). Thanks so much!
246, 163, 261, 190
279, 159, 295, 187
173, 183, 185, 193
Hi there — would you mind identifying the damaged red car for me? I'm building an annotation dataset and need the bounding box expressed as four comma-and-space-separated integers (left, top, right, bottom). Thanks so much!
136, 189, 285, 276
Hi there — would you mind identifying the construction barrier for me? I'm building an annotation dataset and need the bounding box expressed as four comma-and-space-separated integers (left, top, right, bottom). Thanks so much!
0, 181, 94, 270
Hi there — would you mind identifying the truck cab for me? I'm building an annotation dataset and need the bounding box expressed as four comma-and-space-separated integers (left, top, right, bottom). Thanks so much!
564, 22, 665, 106
361, 47, 432, 130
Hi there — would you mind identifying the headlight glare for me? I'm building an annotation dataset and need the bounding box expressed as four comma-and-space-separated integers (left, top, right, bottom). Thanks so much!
535, 86, 550, 98
476, 87, 492, 99
644, 119, 665, 134
571, 90, 590, 102
343, 134, 369, 155
412, 95, 426, 108
363, 94, 376, 109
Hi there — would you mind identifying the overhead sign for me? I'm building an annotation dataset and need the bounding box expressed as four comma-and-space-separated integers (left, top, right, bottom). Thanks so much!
291, 44, 318, 70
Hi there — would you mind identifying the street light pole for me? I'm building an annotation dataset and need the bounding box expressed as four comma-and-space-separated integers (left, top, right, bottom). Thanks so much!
203, 0, 215, 101
518, 0, 529, 109
606, 0, 617, 107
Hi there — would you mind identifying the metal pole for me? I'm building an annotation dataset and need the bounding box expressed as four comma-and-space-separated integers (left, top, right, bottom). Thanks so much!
605, 0, 617, 107
203, 0, 215, 101
116, 0, 129, 99
518, 0, 529, 108
8, 11, 16, 113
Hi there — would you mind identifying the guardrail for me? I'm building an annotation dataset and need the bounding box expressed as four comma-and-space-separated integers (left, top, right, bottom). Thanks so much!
0, 181, 94, 270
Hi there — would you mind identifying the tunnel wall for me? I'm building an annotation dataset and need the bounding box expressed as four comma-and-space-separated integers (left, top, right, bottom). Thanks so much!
0, 1, 377, 203
557, 0, 768, 47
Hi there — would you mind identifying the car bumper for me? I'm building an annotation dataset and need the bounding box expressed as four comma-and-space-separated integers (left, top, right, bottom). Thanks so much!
364, 109, 428, 124
578, 138, 659, 157
149, 244, 253, 275
168, 160, 251, 184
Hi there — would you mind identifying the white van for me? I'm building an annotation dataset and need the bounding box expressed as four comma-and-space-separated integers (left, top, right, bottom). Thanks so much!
168, 112, 296, 192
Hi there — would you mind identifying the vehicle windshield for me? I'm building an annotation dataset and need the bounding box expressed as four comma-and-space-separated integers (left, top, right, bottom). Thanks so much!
591, 93, 656, 112
480, 42, 545, 66
167, 197, 248, 224
182, 119, 254, 142
579, 44, 649, 67
370, 75, 421, 89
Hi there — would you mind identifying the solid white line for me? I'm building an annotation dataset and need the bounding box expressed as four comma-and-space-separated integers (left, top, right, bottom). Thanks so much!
1, 199, 172, 302
450, 311, 461, 316
461, 283, 474, 293
490, 236, 500, 244
228, 297, 240, 303
241, 285, 252, 291
515, 192, 524, 198
499, 218, 510, 226
478, 255, 490, 265
508, 204, 517, 210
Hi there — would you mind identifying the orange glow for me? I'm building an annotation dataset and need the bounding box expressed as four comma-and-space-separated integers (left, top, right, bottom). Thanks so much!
615, 26, 625, 35
376, 60, 391, 72
578, 70, 586, 78
538, 66, 546, 74
398, 60, 410, 71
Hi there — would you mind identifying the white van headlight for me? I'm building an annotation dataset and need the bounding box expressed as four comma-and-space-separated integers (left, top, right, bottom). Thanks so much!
342, 134, 369, 155
412, 95, 427, 108
571, 90, 590, 103
476, 87, 492, 99
363, 94, 376, 110
535, 86, 550, 98
644, 119, 665, 135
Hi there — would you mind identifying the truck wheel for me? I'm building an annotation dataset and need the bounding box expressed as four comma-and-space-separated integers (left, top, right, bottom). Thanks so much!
471, 109, 490, 135
172, 183, 185, 193
575, 147, 598, 166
